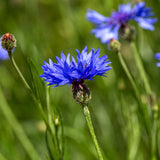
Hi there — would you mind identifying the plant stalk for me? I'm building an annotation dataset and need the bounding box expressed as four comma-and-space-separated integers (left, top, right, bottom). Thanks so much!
118, 52, 139, 98
8, 52, 61, 159
118, 52, 152, 140
151, 104, 159, 160
83, 105, 104, 160
46, 86, 62, 159
130, 42, 152, 97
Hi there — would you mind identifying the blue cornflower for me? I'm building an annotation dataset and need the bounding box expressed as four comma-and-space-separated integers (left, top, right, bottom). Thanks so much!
0, 40, 9, 60
86, 2, 157, 44
40, 46, 112, 88
155, 53, 160, 67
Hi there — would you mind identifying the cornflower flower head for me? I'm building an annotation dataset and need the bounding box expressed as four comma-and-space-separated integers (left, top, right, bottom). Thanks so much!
155, 53, 160, 67
40, 46, 112, 105
40, 46, 111, 87
86, 2, 157, 44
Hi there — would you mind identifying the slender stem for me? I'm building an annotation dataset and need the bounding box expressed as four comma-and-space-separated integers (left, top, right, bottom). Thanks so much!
8, 51, 31, 92
118, 52, 139, 98
83, 105, 104, 160
46, 86, 51, 121
152, 120, 157, 160
55, 124, 62, 159
152, 104, 159, 160
46, 86, 61, 159
45, 130, 55, 160
8, 52, 61, 159
0, 87, 41, 160
8, 52, 54, 127
46, 86, 54, 129
118, 51, 157, 159
8, 51, 47, 123
130, 42, 152, 96
118, 52, 152, 139
59, 111, 65, 157
130, 43, 158, 159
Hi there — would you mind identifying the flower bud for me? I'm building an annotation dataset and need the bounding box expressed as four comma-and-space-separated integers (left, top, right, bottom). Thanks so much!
55, 117, 60, 126
119, 24, 135, 42
109, 38, 121, 53
152, 104, 159, 119
1, 33, 16, 52
72, 80, 91, 106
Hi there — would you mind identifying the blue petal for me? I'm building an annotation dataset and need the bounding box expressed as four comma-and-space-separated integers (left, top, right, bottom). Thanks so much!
155, 53, 160, 60
135, 17, 157, 31
157, 63, 160, 67
133, 2, 146, 13
60, 51, 66, 62
118, 3, 131, 13
91, 25, 119, 43
66, 53, 71, 65
86, 9, 109, 24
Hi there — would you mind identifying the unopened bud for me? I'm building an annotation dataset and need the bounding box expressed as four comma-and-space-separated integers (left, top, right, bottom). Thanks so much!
1, 33, 16, 52
55, 118, 60, 126
109, 39, 121, 53
152, 104, 159, 119
72, 80, 91, 106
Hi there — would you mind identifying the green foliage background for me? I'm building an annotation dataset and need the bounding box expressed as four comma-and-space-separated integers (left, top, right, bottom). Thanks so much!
0, 0, 160, 159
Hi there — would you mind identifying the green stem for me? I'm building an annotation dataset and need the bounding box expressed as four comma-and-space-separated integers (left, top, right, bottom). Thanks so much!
130, 42, 152, 96
55, 124, 62, 159
59, 112, 65, 157
118, 52, 139, 98
118, 52, 152, 139
46, 86, 53, 129
8, 51, 47, 124
8, 52, 61, 159
46, 86, 50, 119
45, 130, 55, 160
8, 52, 31, 91
152, 119, 157, 160
83, 106, 104, 160
152, 104, 159, 160
130, 43, 158, 159
46, 86, 61, 159
0, 87, 41, 160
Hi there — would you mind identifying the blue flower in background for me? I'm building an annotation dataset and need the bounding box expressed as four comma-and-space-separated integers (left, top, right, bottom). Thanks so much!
155, 53, 160, 67
40, 46, 112, 88
0, 40, 9, 60
132, 2, 157, 31
86, 2, 157, 44
86, 4, 132, 44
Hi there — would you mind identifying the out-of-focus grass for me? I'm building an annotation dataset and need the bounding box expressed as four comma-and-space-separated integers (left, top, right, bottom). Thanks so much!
0, 0, 160, 160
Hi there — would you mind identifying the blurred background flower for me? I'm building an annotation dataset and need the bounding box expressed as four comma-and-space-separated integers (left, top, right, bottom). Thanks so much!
86, 2, 157, 44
